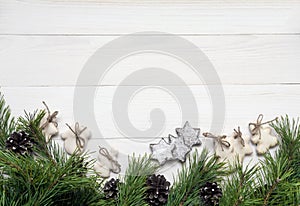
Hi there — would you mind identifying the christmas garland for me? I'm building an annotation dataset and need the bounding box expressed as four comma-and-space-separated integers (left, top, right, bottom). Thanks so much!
0, 92, 299, 206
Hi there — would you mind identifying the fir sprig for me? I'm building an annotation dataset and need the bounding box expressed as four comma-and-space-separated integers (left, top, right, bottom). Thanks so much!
0, 92, 15, 148
219, 162, 260, 206
220, 116, 300, 206
0, 106, 104, 206
253, 116, 300, 205
167, 149, 227, 206
271, 116, 300, 180
117, 154, 158, 206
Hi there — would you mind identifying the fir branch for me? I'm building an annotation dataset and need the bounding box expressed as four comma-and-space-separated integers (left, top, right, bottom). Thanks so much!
0, 92, 15, 148
263, 178, 280, 206
250, 116, 300, 205
16, 110, 66, 165
0, 146, 103, 205
219, 162, 260, 206
0, 102, 104, 205
167, 149, 226, 206
117, 154, 158, 206
271, 115, 300, 180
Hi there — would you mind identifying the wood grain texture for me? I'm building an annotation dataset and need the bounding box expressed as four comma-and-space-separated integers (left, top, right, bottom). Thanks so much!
2, 85, 299, 139
1, 0, 300, 35
0, 35, 300, 86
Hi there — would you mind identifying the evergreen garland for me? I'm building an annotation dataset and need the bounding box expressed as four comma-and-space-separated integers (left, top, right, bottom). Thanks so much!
0, 92, 299, 205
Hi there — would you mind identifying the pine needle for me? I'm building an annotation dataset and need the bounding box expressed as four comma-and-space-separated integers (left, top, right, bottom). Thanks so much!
117, 154, 158, 206
167, 149, 227, 206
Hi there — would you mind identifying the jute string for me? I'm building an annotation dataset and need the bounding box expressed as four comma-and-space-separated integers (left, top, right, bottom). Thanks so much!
203, 132, 230, 151
249, 114, 278, 140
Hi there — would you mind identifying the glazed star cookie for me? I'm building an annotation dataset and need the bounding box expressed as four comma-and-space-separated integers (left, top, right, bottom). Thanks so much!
150, 138, 175, 165
175, 121, 202, 147
168, 134, 191, 162
249, 114, 278, 155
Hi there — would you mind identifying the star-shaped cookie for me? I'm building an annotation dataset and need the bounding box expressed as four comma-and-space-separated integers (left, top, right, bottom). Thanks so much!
169, 134, 191, 162
176, 121, 202, 147
150, 138, 175, 165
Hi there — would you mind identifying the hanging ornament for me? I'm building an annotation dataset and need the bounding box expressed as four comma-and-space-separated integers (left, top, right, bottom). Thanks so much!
40, 101, 59, 142
200, 182, 223, 206
175, 121, 202, 147
61, 122, 91, 155
150, 138, 175, 165
249, 114, 278, 154
103, 178, 120, 199
6, 131, 34, 155
145, 174, 170, 206
230, 127, 252, 163
150, 121, 202, 165
94, 146, 121, 178
203, 132, 234, 165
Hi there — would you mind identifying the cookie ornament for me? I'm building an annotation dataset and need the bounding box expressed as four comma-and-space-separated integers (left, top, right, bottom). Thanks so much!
230, 127, 252, 163
150, 138, 175, 165
175, 121, 202, 147
40, 101, 59, 142
61, 122, 91, 155
249, 114, 278, 155
168, 134, 191, 162
94, 146, 121, 178
150, 121, 202, 165
203, 132, 234, 165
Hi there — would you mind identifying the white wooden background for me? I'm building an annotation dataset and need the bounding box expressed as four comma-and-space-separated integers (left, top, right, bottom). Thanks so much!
1, 0, 300, 181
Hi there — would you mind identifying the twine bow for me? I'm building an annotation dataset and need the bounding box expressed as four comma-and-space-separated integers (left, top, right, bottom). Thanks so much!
249, 114, 278, 140
233, 127, 245, 147
98, 146, 121, 173
203, 132, 230, 151
40, 101, 58, 129
65, 122, 87, 149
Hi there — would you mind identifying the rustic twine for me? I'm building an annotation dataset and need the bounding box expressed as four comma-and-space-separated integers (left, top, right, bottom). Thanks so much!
233, 126, 245, 147
249, 114, 278, 140
65, 122, 86, 149
40, 101, 58, 129
98, 146, 121, 173
203, 132, 230, 151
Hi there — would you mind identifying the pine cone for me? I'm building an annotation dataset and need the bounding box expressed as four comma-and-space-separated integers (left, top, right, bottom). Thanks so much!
103, 178, 120, 199
200, 182, 222, 206
146, 174, 170, 206
6, 131, 33, 155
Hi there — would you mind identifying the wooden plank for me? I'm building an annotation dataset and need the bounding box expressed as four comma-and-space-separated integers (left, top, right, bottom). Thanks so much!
1, 85, 299, 139
0, 35, 300, 86
1, 0, 300, 35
